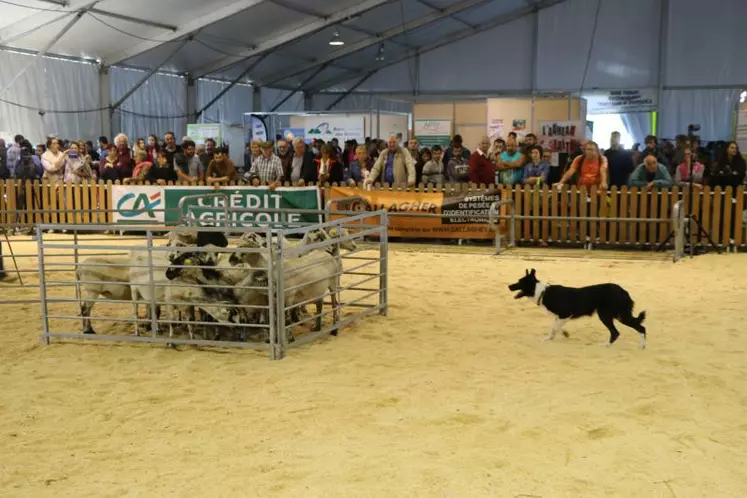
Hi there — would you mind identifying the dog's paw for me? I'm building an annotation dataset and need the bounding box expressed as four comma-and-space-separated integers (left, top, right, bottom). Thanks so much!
638, 343, 647, 350
599, 342, 611, 348
542, 336, 554, 342
562, 330, 570, 338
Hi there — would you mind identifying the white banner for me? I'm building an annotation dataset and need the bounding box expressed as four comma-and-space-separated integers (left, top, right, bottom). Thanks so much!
584, 89, 657, 115
303, 115, 365, 143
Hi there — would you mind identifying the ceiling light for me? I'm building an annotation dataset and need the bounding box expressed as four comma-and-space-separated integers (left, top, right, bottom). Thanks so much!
375, 43, 385, 61
329, 31, 344, 46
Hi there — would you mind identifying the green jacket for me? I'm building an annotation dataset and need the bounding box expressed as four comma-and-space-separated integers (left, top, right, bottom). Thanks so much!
628, 163, 673, 188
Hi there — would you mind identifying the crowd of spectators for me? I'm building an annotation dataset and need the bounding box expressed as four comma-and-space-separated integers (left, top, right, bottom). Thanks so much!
0, 129, 744, 194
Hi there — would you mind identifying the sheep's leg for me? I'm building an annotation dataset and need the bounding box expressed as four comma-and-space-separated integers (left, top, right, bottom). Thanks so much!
187, 307, 195, 340
314, 300, 323, 332
131, 286, 140, 336
330, 291, 339, 337
155, 304, 162, 334
167, 303, 174, 339
81, 290, 97, 334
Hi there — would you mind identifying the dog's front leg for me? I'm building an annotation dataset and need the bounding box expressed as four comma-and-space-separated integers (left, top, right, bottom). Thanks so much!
543, 317, 568, 342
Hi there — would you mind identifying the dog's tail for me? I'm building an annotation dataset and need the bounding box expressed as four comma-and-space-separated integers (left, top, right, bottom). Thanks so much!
635, 310, 646, 325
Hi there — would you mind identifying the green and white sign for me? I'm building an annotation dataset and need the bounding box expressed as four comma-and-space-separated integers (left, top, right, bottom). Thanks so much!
414, 119, 452, 148
187, 123, 222, 146
113, 186, 322, 227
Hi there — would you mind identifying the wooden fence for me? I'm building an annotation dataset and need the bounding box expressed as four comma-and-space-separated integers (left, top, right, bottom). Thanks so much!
0, 180, 744, 249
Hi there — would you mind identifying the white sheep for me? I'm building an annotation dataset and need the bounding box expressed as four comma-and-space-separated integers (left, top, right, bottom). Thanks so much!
76, 256, 132, 334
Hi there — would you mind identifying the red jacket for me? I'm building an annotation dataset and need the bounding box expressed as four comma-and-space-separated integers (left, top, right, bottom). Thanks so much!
468, 151, 495, 185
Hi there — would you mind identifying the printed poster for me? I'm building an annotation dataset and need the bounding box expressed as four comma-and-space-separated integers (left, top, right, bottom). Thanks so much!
328, 186, 502, 240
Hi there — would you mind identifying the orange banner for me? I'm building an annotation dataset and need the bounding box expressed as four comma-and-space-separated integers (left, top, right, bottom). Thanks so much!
328, 187, 503, 239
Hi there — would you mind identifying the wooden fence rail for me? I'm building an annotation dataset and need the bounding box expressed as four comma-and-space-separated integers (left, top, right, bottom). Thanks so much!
0, 180, 744, 249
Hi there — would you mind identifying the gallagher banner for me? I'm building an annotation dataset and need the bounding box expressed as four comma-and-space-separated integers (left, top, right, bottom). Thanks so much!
112, 185, 322, 227
327, 186, 502, 239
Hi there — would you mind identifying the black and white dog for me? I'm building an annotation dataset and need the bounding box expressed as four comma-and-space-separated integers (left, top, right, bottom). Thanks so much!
508, 269, 647, 348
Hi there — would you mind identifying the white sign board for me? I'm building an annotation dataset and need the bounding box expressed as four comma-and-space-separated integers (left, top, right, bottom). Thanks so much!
487, 119, 504, 140
413, 119, 451, 137
112, 185, 165, 224
537, 120, 585, 155
303, 115, 365, 143
584, 89, 657, 115
413, 119, 452, 147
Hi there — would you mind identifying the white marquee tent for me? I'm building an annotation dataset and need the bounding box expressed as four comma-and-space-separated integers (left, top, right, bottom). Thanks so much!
0, 0, 745, 143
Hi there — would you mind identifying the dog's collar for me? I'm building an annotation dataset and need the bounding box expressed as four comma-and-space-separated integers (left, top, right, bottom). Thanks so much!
532, 281, 549, 306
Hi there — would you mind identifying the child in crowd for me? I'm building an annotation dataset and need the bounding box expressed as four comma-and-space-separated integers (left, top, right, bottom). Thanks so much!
99, 146, 119, 183
146, 150, 178, 185
343, 145, 371, 186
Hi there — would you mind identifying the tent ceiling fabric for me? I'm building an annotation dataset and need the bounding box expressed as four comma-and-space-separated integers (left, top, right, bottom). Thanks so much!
2, 0, 747, 95
0, 0, 558, 87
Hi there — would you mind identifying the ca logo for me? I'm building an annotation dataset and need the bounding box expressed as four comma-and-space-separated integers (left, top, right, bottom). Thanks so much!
117, 191, 162, 218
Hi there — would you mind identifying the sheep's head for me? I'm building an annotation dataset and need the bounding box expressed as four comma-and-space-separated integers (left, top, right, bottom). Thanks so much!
305, 228, 332, 246
238, 232, 268, 249
328, 227, 357, 252
167, 229, 198, 246
228, 251, 253, 266
166, 252, 220, 282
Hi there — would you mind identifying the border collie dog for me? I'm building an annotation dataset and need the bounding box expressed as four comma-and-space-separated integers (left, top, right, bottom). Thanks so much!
508, 269, 647, 348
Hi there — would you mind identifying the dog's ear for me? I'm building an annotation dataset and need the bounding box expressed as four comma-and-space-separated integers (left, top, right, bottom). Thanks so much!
525, 269, 529, 276
530, 268, 536, 276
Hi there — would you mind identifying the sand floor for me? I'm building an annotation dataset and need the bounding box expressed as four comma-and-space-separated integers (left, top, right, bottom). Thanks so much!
1, 235, 747, 497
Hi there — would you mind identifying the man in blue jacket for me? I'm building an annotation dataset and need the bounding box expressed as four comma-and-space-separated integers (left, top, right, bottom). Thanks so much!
628, 154, 673, 190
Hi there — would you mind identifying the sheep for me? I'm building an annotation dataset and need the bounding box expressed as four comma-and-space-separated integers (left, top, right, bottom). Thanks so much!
164, 251, 241, 340
229, 227, 357, 333
165, 252, 272, 342
274, 244, 341, 335
76, 257, 132, 334
128, 231, 230, 335
75, 229, 228, 336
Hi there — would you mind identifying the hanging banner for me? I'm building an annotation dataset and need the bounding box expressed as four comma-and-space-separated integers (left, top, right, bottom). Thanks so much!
414, 119, 452, 148
328, 186, 501, 239
113, 185, 322, 226
487, 119, 504, 140
584, 89, 657, 115
304, 116, 365, 143
250, 115, 268, 143
537, 120, 585, 155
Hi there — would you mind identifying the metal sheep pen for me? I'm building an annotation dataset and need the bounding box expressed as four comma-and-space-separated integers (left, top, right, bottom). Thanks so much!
33, 206, 388, 360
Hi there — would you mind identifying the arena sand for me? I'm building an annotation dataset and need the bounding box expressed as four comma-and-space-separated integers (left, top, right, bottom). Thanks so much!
1, 235, 747, 497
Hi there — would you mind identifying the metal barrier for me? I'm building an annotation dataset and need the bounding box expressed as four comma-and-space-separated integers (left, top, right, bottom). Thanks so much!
27, 206, 388, 360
